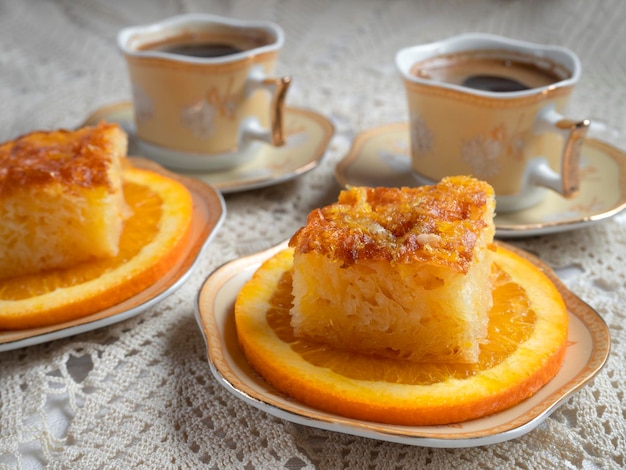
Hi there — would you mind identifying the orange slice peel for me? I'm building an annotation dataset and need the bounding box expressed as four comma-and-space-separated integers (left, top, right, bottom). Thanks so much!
0, 166, 193, 330
234, 244, 569, 426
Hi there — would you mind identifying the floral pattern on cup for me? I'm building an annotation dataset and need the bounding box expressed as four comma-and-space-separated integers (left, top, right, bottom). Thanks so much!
132, 85, 153, 122
181, 100, 219, 138
410, 113, 433, 156
181, 80, 240, 138
205, 78, 238, 119
461, 124, 525, 179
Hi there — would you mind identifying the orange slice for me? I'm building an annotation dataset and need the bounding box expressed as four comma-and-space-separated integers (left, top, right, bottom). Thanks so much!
0, 167, 193, 330
234, 245, 568, 426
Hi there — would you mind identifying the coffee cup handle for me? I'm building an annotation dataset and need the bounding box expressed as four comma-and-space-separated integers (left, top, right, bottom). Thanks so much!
241, 68, 292, 146
531, 105, 590, 198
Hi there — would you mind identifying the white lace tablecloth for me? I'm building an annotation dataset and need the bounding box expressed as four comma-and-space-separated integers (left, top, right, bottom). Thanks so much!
1, 1, 625, 468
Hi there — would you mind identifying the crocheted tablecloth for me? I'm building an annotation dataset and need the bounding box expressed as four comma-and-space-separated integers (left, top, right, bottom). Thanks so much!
1, 1, 625, 468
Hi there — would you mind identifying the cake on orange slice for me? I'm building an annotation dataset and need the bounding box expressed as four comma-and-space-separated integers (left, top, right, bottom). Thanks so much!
0, 122, 129, 280
0, 165, 194, 330
235, 177, 568, 425
0, 123, 194, 330
234, 243, 568, 426
288, 176, 496, 363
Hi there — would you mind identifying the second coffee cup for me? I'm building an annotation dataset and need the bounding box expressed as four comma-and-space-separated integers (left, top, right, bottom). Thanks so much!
396, 33, 590, 212
118, 14, 291, 171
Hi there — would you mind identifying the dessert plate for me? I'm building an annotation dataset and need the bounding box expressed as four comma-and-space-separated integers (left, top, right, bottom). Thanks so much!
335, 123, 626, 238
0, 158, 225, 352
195, 241, 610, 448
83, 102, 334, 194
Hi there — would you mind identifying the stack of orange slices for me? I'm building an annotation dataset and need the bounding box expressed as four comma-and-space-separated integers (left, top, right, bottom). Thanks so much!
0, 166, 193, 330
234, 244, 569, 426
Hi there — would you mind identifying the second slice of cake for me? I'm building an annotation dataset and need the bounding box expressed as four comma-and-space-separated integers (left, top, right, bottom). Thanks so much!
0, 122, 129, 280
288, 176, 496, 364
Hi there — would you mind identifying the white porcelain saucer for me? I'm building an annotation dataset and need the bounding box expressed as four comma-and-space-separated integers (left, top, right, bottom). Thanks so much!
335, 123, 626, 238
82, 102, 334, 194
195, 241, 609, 448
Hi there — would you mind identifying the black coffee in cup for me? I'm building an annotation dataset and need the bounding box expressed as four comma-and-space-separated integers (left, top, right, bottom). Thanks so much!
411, 50, 570, 92
138, 30, 273, 58
151, 42, 244, 58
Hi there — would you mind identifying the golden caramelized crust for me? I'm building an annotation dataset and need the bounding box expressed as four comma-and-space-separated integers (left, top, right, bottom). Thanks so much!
289, 176, 495, 273
0, 122, 126, 197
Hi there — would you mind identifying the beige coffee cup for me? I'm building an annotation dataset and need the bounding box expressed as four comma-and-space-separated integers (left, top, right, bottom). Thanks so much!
396, 33, 590, 212
118, 14, 291, 171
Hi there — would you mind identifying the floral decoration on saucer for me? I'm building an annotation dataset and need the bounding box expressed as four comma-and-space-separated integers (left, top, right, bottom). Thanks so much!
335, 123, 626, 238
83, 102, 334, 194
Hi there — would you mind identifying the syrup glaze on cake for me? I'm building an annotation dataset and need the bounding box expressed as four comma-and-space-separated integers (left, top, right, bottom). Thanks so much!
0, 122, 124, 197
289, 176, 494, 272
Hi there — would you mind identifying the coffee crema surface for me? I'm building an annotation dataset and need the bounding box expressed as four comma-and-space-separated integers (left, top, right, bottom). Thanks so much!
411, 50, 569, 93
137, 30, 273, 58
150, 42, 244, 58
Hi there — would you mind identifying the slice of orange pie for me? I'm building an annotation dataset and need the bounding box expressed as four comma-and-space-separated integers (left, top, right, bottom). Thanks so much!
0, 122, 129, 280
235, 177, 568, 426
0, 123, 194, 330
289, 177, 496, 364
